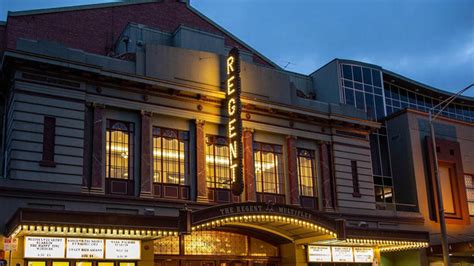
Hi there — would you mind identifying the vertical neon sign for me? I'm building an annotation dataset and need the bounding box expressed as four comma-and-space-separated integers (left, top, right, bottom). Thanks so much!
227, 47, 243, 196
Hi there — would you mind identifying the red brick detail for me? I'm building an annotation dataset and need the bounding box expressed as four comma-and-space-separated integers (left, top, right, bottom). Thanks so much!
320, 143, 335, 211
286, 136, 299, 205
91, 105, 104, 192
243, 129, 256, 202
140, 111, 152, 197
39, 116, 56, 167
4, 1, 272, 67
195, 120, 208, 202
425, 137, 470, 225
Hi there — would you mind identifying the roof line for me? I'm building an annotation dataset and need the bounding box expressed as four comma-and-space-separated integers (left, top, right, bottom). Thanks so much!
5, 0, 281, 69
383, 68, 474, 102
185, 3, 282, 70
6, 0, 162, 17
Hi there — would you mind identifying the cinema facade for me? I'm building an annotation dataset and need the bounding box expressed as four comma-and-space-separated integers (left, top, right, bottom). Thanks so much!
0, 1, 473, 266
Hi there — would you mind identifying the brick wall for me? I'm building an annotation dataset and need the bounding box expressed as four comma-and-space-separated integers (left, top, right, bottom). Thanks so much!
3, 0, 272, 67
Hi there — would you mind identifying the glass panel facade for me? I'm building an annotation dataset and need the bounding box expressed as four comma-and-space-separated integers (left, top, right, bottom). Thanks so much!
340, 63, 394, 209
153, 127, 189, 185
206, 136, 231, 189
340, 64, 385, 119
184, 231, 247, 255
154, 231, 278, 257
106, 120, 134, 180
297, 149, 316, 197
154, 235, 180, 255
254, 143, 284, 194
384, 82, 474, 122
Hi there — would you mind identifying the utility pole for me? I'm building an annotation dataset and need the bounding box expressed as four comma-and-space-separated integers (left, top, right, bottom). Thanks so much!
428, 83, 473, 266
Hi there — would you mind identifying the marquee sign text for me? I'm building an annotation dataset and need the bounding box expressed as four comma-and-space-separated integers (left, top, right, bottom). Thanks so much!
227, 47, 243, 196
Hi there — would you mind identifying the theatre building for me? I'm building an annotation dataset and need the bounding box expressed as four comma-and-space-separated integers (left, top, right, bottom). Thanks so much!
0, 0, 471, 265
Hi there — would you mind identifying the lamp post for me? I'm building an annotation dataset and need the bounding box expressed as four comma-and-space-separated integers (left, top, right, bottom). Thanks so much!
428, 83, 473, 266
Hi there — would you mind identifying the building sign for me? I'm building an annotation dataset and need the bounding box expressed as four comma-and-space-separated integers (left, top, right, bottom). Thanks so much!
25, 237, 65, 258
105, 239, 140, 260
218, 203, 312, 220
308, 246, 331, 262
354, 247, 374, 263
331, 246, 354, 262
66, 238, 104, 259
3, 238, 18, 251
226, 47, 244, 196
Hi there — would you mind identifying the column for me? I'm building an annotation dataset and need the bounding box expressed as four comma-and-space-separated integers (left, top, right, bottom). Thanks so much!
243, 128, 256, 202
140, 111, 153, 198
320, 142, 335, 210
91, 104, 105, 194
287, 136, 300, 205
195, 120, 208, 202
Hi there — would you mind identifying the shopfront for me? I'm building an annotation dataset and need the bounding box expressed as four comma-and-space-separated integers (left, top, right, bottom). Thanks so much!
2, 205, 430, 266
24, 237, 140, 266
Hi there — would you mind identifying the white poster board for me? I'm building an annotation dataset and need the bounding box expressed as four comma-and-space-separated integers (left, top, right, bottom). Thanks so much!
308, 245, 332, 262
25, 237, 65, 258
105, 239, 140, 259
331, 246, 354, 262
66, 238, 104, 259
354, 247, 374, 263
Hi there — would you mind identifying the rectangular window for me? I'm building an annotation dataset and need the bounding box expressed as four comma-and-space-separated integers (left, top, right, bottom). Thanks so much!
297, 149, 316, 197
254, 142, 283, 194
106, 120, 134, 180
439, 164, 455, 214
40, 116, 56, 167
206, 135, 230, 189
465, 174, 474, 215
351, 160, 360, 197
153, 127, 188, 185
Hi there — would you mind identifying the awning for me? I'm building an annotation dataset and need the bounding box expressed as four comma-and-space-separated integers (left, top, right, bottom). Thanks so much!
5, 204, 430, 252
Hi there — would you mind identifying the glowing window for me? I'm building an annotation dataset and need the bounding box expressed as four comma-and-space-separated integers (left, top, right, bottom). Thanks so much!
153, 127, 189, 185
154, 235, 179, 255
52, 262, 69, 266
206, 136, 231, 189
254, 142, 283, 194
465, 174, 474, 215
297, 149, 316, 197
106, 120, 134, 180
28, 262, 46, 266
184, 231, 247, 256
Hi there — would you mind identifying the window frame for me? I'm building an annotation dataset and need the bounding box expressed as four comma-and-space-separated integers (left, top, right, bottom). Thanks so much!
296, 148, 317, 198
152, 126, 189, 186
253, 142, 284, 195
105, 119, 134, 180
464, 173, 474, 216
205, 135, 231, 189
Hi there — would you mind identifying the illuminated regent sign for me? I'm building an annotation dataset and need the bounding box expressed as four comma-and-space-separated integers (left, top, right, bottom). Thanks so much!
227, 47, 243, 196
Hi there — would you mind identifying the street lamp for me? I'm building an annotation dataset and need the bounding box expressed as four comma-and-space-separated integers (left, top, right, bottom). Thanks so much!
428, 83, 473, 266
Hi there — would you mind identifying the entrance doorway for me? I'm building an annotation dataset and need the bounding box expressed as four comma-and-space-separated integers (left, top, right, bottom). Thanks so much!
155, 260, 278, 266
26, 260, 137, 266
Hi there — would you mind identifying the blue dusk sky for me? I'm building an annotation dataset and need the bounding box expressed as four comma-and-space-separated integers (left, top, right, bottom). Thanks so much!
1, 0, 473, 97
